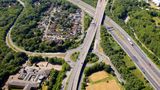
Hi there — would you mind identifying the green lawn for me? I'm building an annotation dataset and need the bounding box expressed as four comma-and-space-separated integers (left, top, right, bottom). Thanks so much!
83, 0, 98, 7
70, 52, 80, 62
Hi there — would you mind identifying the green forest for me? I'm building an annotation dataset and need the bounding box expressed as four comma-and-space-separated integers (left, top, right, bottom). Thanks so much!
105, 0, 160, 67
0, 0, 28, 87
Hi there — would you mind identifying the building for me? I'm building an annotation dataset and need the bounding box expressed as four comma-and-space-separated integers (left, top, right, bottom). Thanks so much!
152, 0, 160, 6
6, 67, 50, 90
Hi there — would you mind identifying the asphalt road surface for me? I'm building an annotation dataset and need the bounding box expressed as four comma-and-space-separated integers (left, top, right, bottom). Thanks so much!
67, 0, 107, 90
68, 0, 160, 89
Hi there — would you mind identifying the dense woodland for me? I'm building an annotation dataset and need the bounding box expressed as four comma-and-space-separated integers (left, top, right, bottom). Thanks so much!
0, 0, 28, 87
100, 26, 153, 90
11, 0, 81, 53
105, 0, 160, 67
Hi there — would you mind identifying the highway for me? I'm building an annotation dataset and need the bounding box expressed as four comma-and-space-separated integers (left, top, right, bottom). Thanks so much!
93, 27, 125, 83
67, 0, 107, 90
68, 0, 160, 89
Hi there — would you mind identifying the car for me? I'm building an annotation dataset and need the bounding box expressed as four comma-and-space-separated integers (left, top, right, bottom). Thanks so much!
127, 38, 134, 46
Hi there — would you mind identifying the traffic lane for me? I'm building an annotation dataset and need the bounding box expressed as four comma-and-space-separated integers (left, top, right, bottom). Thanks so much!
109, 29, 160, 89
110, 30, 160, 89
133, 44, 160, 78
105, 20, 160, 83
108, 18, 160, 78
105, 16, 160, 75
71, 21, 99, 90
133, 56, 160, 90
111, 28, 160, 85
67, 59, 82, 90
72, 2, 106, 88
110, 23, 160, 83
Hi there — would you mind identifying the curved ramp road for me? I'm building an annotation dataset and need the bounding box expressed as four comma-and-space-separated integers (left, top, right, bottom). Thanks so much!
68, 0, 160, 89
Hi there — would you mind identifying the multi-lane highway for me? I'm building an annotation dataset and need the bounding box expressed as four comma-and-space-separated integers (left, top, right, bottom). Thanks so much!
67, 0, 107, 90
68, 0, 160, 89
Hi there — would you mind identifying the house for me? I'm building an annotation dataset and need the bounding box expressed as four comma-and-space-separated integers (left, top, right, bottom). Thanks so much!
152, 0, 160, 6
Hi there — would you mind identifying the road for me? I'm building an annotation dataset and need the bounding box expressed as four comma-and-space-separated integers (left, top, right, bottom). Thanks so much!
67, 0, 107, 90
68, 0, 160, 89
93, 27, 125, 83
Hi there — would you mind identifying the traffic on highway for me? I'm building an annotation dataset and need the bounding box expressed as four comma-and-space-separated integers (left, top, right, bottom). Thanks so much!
68, 0, 160, 89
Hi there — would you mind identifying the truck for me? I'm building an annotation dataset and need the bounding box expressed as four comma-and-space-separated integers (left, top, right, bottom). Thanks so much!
127, 38, 134, 46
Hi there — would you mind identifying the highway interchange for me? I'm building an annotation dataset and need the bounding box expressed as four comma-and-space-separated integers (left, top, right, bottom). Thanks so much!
67, 0, 107, 90
68, 0, 160, 89
5, 0, 160, 89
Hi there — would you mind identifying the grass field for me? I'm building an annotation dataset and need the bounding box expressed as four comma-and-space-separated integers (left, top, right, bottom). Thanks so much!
70, 52, 80, 62
89, 71, 109, 82
86, 71, 123, 90
86, 80, 121, 90
83, 0, 98, 7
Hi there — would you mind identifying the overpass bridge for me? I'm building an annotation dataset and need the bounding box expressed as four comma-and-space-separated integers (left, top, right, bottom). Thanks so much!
67, 0, 107, 90
68, 0, 160, 89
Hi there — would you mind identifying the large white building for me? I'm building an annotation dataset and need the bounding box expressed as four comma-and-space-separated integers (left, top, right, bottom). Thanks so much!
152, 0, 160, 6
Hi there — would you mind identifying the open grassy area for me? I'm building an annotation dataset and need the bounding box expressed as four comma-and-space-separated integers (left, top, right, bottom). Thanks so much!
70, 52, 80, 62
82, 0, 98, 7
89, 71, 109, 82
86, 71, 123, 90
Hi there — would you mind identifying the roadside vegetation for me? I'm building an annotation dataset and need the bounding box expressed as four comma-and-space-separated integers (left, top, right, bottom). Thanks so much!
86, 53, 99, 63
70, 52, 80, 62
0, 0, 29, 88
84, 13, 92, 31
11, 0, 82, 53
83, 0, 98, 7
105, 0, 160, 68
100, 26, 153, 90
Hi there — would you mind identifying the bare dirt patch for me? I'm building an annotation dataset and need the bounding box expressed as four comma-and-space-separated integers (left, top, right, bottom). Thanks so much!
89, 71, 108, 82
86, 80, 121, 90
37, 61, 62, 71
